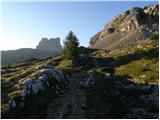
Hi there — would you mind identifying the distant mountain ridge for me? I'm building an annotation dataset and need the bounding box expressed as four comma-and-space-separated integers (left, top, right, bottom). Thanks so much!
89, 4, 159, 50
1, 38, 62, 65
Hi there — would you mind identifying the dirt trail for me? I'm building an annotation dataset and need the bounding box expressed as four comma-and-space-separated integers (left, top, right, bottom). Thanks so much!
46, 73, 87, 119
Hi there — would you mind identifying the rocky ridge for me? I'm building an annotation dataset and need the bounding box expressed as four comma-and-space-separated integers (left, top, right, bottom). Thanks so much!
1, 38, 62, 65
89, 4, 159, 50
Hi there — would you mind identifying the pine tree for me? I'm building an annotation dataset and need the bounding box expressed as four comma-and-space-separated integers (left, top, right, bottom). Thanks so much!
62, 31, 79, 60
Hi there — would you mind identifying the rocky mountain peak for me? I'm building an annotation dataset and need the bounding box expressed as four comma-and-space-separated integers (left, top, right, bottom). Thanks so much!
2, 37, 62, 65
89, 4, 159, 50
36, 37, 62, 52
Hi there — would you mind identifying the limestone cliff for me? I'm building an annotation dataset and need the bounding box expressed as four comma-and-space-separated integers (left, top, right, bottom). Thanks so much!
36, 38, 62, 52
89, 4, 159, 50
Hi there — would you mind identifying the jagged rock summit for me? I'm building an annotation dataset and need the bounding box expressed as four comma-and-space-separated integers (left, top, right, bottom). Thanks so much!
1, 37, 62, 65
36, 38, 62, 52
89, 4, 159, 50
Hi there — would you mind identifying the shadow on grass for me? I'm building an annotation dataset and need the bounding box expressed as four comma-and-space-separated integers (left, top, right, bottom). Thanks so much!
85, 74, 159, 119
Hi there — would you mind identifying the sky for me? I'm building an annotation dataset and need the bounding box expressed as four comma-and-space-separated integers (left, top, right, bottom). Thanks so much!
1, 0, 158, 50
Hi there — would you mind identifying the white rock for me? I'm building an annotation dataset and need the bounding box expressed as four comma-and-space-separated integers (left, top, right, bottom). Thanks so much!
37, 64, 53, 69
8, 99, 16, 108
36, 80, 45, 91
21, 89, 28, 99
52, 70, 61, 82
140, 85, 151, 91
47, 81, 50, 86
22, 79, 33, 87
105, 73, 111, 79
38, 76, 47, 82
31, 83, 39, 94
123, 84, 135, 90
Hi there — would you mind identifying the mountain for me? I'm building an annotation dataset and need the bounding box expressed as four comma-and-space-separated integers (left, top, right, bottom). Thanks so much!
1, 38, 62, 65
89, 4, 159, 50
1, 4, 159, 119
36, 38, 62, 52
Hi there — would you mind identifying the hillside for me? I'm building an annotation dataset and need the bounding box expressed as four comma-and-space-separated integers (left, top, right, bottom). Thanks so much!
1, 37, 158, 118
89, 4, 159, 50
1, 38, 62, 65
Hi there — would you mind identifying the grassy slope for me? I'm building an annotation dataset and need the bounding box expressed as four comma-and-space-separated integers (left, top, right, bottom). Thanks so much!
1, 38, 159, 118
1, 56, 65, 118
90, 39, 158, 84
85, 39, 159, 118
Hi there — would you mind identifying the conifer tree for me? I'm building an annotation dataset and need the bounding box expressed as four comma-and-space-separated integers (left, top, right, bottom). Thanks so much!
62, 31, 79, 60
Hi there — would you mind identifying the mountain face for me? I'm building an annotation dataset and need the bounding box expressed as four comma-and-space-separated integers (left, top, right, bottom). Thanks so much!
89, 4, 159, 50
36, 38, 62, 52
1, 38, 62, 65
1, 4, 159, 119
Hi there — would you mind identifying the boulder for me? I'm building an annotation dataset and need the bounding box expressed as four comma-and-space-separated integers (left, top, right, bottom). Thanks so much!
8, 99, 16, 109
80, 77, 95, 87
37, 63, 54, 69
105, 73, 111, 80
21, 89, 29, 100
31, 83, 40, 94
121, 84, 135, 90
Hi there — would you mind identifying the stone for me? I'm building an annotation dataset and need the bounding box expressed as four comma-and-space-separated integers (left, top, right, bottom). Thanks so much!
105, 73, 111, 80
80, 77, 95, 87
122, 84, 135, 90
31, 83, 40, 94
81, 103, 87, 110
37, 64, 54, 69
6, 67, 70, 113
8, 99, 16, 108
47, 81, 50, 87
22, 79, 33, 87
36, 80, 45, 91
139, 85, 151, 91
38, 75, 47, 82
21, 89, 28, 100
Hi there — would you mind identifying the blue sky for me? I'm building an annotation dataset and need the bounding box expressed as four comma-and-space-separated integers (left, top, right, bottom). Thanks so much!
1, 1, 158, 50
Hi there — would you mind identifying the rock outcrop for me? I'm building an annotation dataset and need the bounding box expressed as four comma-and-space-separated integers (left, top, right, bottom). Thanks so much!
36, 38, 62, 52
1, 38, 62, 65
7, 64, 69, 110
89, 4, 159, 50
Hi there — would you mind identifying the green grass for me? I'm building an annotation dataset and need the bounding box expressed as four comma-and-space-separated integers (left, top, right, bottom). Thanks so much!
115, 57, 158, 84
